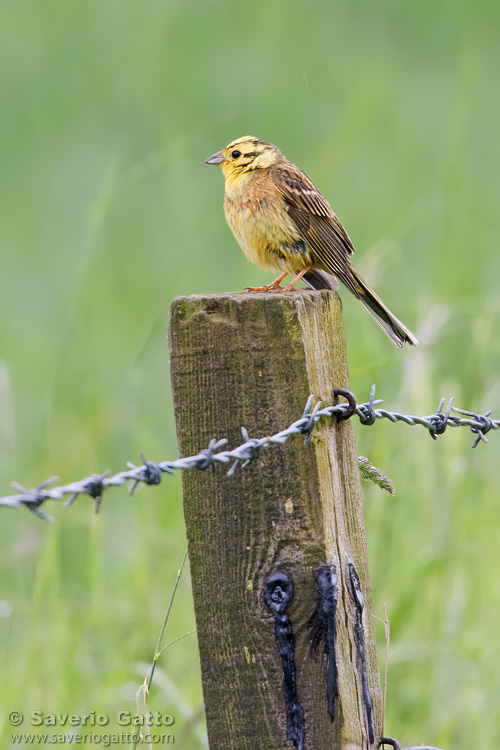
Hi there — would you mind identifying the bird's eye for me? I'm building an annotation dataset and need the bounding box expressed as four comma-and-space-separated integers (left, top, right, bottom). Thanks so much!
231, 150, 241, 159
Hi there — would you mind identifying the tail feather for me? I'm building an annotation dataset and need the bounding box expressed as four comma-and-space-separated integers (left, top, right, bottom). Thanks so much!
304, 265, 419, 348
349, 267, 419, 348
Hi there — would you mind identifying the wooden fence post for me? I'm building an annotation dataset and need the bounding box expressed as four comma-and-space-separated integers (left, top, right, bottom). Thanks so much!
168, 289, 383, 750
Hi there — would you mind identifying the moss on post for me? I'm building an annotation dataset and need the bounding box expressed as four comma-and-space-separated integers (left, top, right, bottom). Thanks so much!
168, 289, 382, 750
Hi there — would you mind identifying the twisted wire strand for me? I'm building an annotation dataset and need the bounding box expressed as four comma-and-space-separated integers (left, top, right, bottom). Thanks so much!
1, 386, 497, 521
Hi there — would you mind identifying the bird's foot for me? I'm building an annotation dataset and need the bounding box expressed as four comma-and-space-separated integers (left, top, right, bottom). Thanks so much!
245, 283, 287, 292
245, 272, 289, 293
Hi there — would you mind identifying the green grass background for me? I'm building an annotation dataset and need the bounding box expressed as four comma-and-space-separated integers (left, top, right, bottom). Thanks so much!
1, 1, 499, 747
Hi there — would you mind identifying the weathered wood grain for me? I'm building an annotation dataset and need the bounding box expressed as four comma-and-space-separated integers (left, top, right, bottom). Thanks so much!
168, 289, 382, 750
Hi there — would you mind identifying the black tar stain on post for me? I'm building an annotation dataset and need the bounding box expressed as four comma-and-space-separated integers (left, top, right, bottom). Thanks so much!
348, 562, 374, 746
263, 571, 305, 750
308, 564, 339, 722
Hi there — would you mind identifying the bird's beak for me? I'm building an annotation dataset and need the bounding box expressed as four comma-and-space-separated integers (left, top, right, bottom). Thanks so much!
205, 151, 225, 165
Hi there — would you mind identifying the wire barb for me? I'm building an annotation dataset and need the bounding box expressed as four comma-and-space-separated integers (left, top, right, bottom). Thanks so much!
357, 384, 377, 425
298, 395, 322, 444
126, 453, 164, 495
451, 406, 493, 448
1, 386, 498, 520
427, 397, 454, 439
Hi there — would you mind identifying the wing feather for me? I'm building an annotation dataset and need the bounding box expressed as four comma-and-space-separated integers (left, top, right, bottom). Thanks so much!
269, 163, 360, 296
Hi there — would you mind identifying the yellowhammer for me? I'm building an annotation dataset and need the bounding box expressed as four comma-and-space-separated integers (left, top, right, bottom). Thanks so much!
206, 136, 419, 348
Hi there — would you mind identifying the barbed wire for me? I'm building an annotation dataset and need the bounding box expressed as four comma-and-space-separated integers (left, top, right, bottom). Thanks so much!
0, 385, 497, 521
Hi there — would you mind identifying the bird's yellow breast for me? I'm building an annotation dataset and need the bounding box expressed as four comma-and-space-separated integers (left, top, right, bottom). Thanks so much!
223, 171, 311, 273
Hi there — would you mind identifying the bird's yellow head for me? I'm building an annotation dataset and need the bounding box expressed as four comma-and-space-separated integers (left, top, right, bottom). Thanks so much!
205, 136, 286, 179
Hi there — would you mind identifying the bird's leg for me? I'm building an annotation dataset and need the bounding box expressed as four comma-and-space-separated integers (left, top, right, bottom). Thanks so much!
282, 266, 312, 291
245, 272, 288, 292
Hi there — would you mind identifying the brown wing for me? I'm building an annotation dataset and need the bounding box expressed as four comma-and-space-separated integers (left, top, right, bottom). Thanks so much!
269, 162, 358, 295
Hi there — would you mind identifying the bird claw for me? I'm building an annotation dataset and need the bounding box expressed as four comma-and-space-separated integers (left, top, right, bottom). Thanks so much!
245, 271, 289, 293
245, 284, 287, 292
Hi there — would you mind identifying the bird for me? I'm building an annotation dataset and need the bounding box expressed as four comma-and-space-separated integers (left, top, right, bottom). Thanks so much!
205, 136, 419, 348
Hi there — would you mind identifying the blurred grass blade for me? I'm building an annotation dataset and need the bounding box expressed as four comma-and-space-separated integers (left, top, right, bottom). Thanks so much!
148, 546, 188, 690
156, 630, 195, 658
